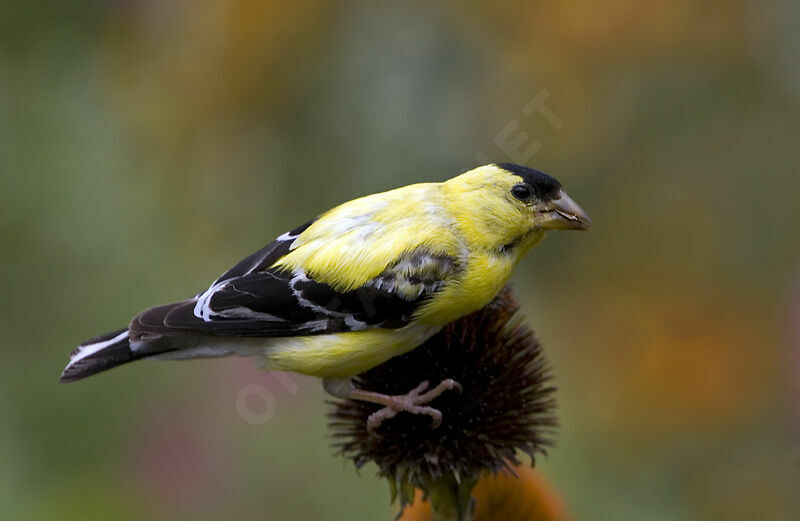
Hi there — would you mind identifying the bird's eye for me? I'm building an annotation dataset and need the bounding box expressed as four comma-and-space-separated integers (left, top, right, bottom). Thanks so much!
511, 183, 533, 201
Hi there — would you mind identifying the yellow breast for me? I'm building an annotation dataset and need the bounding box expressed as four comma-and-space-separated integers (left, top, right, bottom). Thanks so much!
415, 251, 518, 326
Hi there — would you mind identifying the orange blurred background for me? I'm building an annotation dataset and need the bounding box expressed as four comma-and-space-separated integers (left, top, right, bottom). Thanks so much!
1, 1, 798, 519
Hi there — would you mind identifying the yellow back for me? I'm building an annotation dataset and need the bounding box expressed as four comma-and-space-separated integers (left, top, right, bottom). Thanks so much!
272, 182, 461, 291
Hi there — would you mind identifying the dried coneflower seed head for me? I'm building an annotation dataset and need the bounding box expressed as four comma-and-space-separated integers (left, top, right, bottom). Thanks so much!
328, 285, 557, 504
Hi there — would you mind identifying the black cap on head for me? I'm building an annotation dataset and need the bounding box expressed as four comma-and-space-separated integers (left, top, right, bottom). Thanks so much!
496, 163, 562, 202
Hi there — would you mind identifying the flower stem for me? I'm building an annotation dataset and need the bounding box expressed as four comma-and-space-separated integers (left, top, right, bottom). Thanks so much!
428, 475, 478, 521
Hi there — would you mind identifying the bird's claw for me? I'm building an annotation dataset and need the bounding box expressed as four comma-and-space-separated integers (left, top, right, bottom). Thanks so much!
366, 378, 462, 437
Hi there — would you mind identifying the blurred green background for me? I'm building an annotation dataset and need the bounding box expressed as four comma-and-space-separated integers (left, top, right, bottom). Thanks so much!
2, 1, 799, 520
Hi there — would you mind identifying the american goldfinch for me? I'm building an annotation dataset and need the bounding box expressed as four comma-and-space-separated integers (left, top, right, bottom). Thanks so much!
61, 163, 589, 424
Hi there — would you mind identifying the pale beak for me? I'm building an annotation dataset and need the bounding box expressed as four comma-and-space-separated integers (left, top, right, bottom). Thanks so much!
539, 190, 592, 230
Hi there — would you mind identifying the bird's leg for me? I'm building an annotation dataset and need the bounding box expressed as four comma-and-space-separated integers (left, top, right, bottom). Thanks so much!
323, 377, 462, 436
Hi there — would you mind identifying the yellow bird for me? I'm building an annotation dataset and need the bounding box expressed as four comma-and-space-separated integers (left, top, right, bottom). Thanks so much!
60, 163, 590, 427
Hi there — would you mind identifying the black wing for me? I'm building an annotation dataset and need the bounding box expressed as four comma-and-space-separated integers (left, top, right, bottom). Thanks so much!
128, 230, 460, 342
211, 220, 314, 283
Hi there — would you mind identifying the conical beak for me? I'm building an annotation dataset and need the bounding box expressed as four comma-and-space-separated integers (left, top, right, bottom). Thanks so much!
539, 190, 592, 230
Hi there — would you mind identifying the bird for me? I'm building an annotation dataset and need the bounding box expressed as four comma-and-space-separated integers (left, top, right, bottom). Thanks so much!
60, 163, 590, 429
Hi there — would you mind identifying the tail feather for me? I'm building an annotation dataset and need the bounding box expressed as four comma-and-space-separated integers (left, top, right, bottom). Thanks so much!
60, 328, 139, 383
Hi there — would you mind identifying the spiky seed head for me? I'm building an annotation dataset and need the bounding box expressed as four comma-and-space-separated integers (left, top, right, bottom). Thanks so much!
328, 285, 558, 506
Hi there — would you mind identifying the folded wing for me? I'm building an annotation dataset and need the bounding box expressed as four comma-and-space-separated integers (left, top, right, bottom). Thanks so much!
129, 244, 460, 343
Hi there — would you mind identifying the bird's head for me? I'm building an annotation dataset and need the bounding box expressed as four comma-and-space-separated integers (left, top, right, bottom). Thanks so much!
443, 163, 591, 255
